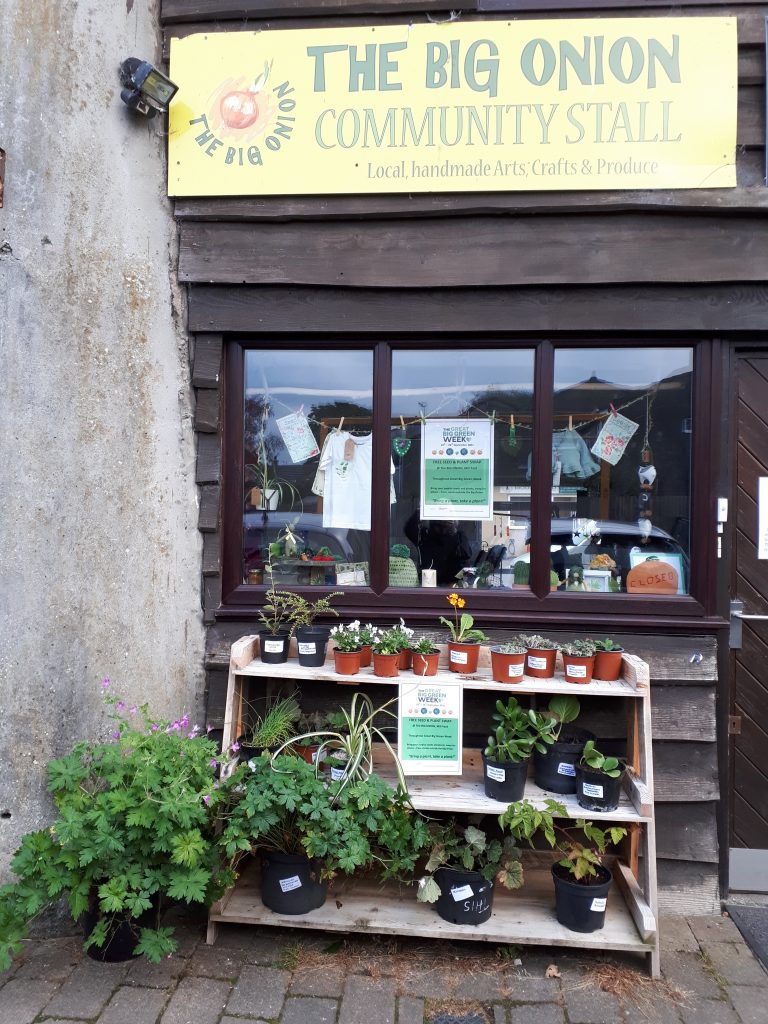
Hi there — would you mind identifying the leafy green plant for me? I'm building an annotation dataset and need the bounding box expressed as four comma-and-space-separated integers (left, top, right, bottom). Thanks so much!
593, 637, 624, 653
240, 695, 301, 751
271, 692, 406, 794
579, 740, 623, 779
520, 634, 559, 651
499, 800, 627, 885
412, 636, 439, 655
0, 687, 228, 968
555, 820, 627, 882
484, 696, 557, 764
560, 639, 597, 657
357, 623, 380, 647
417, 823, 523, 903
245, 440, 301, 510
550, 570, 562, 588
440, 592, 488, 644
282, 591, 343, 633
388, 618, 414, 652
536, 695, 581, 742
221, 754, 410, 881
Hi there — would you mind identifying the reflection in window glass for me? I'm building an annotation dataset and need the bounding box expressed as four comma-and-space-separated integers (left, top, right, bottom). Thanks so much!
390, 350, 535, 589
549, 348, 692, 595
242, 350, 373, 586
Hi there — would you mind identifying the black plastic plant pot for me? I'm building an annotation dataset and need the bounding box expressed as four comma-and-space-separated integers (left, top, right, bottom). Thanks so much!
258, 629, 290, 665
434, 868, 494, 926
82, 894, 160, 962
575, 764, 625, 812
533, 729, 596, 794
552, 862, 612, 933
482, 753, 528, 803
261, 852, 327, 915
295, 627, 331, 667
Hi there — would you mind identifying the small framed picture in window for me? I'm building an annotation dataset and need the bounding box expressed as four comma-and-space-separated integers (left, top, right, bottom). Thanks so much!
335, 562, 369, 586
583, 569, 612, 593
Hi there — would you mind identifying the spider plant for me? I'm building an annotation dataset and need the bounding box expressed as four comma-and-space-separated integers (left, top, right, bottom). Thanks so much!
270, 693, 407, 797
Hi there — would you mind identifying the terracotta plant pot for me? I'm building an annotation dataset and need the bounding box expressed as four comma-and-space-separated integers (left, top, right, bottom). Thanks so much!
334, 649, 362, 677
593, 650, 624, 682
372, 652, 400, 677
524, 646, 557, 679
397, 649, 413, 670
294, 743, 322, 766
412, 651, 440, 676
359, 645, 372, 668
490, 647, 526, 684
448, 641, 481, 673
562, 654, 595, 684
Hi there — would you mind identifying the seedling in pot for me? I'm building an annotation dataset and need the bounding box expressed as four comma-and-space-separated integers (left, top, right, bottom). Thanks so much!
580, 740, 622, 778
593, 637, 624, 653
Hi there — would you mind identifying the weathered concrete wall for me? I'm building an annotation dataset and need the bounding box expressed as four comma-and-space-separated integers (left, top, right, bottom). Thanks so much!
0, 1, 204, 879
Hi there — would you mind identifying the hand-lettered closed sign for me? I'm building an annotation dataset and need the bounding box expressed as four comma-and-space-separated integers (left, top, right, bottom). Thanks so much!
626, 557, 679, 594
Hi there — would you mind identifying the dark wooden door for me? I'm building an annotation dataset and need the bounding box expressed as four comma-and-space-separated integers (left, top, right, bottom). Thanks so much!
729, 355, 768, 891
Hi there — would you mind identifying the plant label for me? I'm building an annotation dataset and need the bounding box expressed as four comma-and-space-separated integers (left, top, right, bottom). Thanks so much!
263, 640, 284, 654
565, 664, 587, 679
557, 762, 576, 777
582, 782, 604, 798
590, 897, 607, 912
508, 662, 524, 677
298, 642, 317, 655
330, 766, 347, 781
279, 875, 302, 893
486, 764, 506, 782
450, 650, 468, 665
527, 656, 547, 671
451, 885, 474, 901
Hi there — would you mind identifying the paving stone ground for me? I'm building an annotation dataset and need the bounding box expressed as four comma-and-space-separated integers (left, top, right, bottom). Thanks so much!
1, 911, 766, 1024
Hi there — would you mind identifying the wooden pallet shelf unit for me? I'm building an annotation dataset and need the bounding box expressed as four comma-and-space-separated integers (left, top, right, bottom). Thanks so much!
210, 636, 659, 975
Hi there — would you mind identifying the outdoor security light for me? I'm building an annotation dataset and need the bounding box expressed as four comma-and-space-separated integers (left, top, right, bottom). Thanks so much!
119, 58, 178, 117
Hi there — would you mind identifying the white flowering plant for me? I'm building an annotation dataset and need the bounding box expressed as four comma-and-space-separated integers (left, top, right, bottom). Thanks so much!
330, 621, 364, 653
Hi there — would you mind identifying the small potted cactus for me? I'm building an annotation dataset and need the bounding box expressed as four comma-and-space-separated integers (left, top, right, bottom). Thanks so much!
521, 634, 559, 679
489, 640, 527, 684
512, 561, 530, 589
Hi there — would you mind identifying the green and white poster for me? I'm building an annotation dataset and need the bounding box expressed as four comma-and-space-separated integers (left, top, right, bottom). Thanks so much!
421, 419, 494, 520
398, 680, 463, 776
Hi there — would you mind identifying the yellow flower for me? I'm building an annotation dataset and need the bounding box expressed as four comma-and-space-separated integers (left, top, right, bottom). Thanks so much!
447, 593, 459, 606
457, 598, 466, 608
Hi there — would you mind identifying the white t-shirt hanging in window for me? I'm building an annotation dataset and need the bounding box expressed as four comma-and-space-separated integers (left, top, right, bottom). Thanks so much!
319, 432, 394, 531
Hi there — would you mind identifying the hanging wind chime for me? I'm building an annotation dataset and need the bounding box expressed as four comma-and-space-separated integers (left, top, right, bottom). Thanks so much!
637, 393, 657, 543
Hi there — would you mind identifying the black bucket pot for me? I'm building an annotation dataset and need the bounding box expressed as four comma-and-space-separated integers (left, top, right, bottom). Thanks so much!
575, 764, 625, 813
261, 852, 327, 915
259, 629, 290, 665
533, 729, 595, 794
482, 754, 529, 803
296, 627, 331, 667
552, 862, 612, 933
82, 894, 160, 962
434, 867, 494, 926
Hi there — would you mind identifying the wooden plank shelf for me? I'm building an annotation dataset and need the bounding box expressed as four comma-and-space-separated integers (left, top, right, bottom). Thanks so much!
210, 857, 655, 956
214, 635, 660, 975
372, 747, 650, 822
231, 655, 644, 699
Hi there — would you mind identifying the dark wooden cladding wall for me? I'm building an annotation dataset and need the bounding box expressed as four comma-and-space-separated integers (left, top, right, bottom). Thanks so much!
179, 213, 768, 287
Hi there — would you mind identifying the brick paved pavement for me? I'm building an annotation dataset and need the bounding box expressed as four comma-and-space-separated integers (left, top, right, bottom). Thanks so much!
1, 910, 766, 1024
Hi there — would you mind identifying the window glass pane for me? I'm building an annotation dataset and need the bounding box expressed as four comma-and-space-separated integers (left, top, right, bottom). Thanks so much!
242, 350, 373, 586
390, 349, 535, 589
549, 348, 693, 595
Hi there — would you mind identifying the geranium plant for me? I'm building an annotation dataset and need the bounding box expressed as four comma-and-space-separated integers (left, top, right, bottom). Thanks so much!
417, 823, 523, 903
0, 685, 228, 968
440, 592, 488, 644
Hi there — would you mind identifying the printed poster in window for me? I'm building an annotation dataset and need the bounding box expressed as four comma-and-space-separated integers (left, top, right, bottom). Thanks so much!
420, 419, 494, 521
398, 680, 462, 776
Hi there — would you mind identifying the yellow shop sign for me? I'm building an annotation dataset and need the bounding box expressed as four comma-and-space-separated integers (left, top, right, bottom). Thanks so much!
168, 17, 737, 196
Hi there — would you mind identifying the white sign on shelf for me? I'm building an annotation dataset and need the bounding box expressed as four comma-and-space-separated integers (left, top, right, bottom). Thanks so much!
398, 679, 463, 776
